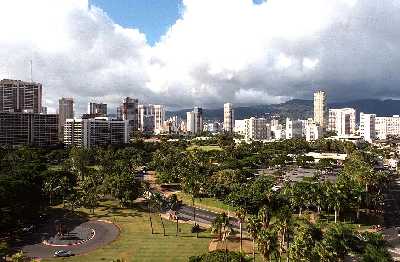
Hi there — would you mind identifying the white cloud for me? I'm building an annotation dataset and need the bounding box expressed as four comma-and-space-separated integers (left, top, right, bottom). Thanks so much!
0, 0, 399, 113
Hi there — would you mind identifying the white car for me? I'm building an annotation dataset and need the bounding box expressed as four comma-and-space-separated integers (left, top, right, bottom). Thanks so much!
272, 185, 282, 192
54, 250, 73, 257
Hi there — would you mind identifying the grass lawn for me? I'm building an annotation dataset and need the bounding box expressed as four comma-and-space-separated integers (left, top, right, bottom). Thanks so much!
176, 192, 232, 214
44, 200, 212, 262
187, 145, 222, 152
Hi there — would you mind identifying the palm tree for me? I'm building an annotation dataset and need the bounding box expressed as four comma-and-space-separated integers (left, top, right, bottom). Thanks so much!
247, 215, 261, 262
211, 213, 228, 240
168, 194, 180, 236
152, 192, 166, 236
257, 227, 279, 262
236, 208, 247, 254
274, 205, 292, 261
143, 183, 154, 234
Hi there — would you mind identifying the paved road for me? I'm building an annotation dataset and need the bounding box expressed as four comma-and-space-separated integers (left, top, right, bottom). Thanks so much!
20, 220, 119, 259
177, 205, 242, 230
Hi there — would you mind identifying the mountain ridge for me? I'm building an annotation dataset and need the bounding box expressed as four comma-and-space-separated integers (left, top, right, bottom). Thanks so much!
166, 99, 400, 121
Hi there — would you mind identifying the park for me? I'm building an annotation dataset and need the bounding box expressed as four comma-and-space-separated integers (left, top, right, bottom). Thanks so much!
1, 135, 399, 261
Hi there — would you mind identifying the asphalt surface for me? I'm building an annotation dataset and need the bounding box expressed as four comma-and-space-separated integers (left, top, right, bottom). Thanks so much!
177, 205, 242, 230
20, 220, 119, 259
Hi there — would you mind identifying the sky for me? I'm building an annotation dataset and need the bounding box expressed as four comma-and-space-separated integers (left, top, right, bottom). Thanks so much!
0, 0, 399, 114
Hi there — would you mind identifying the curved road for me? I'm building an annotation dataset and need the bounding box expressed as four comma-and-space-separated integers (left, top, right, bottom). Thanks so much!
21, 220, 119, 259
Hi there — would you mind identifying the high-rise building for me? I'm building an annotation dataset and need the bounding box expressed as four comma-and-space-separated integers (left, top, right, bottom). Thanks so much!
270, 120, 284, 140
87, 102, 107, 116
223, 103, 234, 133
0, 79, 43, 113
313, 91, 327, 129
64, 117, 129, 148
58, 97, 74, 141
328, 108, 356, 136
119, 97, 139, 136
359, 113, 376, 142
138, 104, 165, 133
305, 123, 323, 141
234, 120, 246, 136
186, 107, 203, 134
375, 115, 400, 140
244, 117, 271, 141
285, 118, 303, 139
154, 105, 165, 131
0, 112, 58, 147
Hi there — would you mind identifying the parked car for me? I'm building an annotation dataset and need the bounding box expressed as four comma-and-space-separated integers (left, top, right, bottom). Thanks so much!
22, 225, 34, 233
54, 250, 73, 257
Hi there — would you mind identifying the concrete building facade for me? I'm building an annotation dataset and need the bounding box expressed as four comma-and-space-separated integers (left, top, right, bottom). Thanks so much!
0, 79, 43, 113
359, 113, 376, 142
285, 118, 303, 139
313, 91, 327, 130
119, 97, 139, 136
223, 103, 234, 133
0, 112, 58, 147
58, 97, 74, 141
64, 117, 129, 148
375, 115, 400, 140
186, 107, 203, 134
328, 108, 356, 136
87, 102, 107, 116
244, 117, 271, 141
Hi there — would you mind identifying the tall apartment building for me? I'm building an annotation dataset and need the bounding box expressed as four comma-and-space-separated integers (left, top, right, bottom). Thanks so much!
223, 103, 234, 133
359, 113, 376, 142
138, 104, 165, 133
119, 97, 139, 136
0, 79, 42, 113
154, 105, 165, 131
285, 118, 304, 139
375, 115, 400, 140
58, 97, 74, 141
313, 91, 327, 129
244, 117, 271, 141
64, 117, 128, 148
305, 123, 323, 142
186, 107, 203, 134
328, 108, 356, 136
234, 120, 246, 136
88, 102, 107, 116
0, 112, 58, 147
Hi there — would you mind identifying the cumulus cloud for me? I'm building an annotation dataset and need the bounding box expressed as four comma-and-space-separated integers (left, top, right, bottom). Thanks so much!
0, 0, 399, 113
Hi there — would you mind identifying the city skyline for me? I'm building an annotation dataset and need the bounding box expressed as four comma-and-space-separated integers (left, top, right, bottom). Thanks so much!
1, 0, 400, 113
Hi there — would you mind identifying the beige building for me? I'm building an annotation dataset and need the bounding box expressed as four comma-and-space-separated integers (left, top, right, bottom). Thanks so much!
223, 103, 234, 133
328, 108, 356, 136
313, 91, 327, 129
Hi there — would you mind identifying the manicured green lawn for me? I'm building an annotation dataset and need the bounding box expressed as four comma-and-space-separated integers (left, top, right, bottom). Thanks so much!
44, 200, 211, 262
187, 145, 222, 152
176, 192, 232, 214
